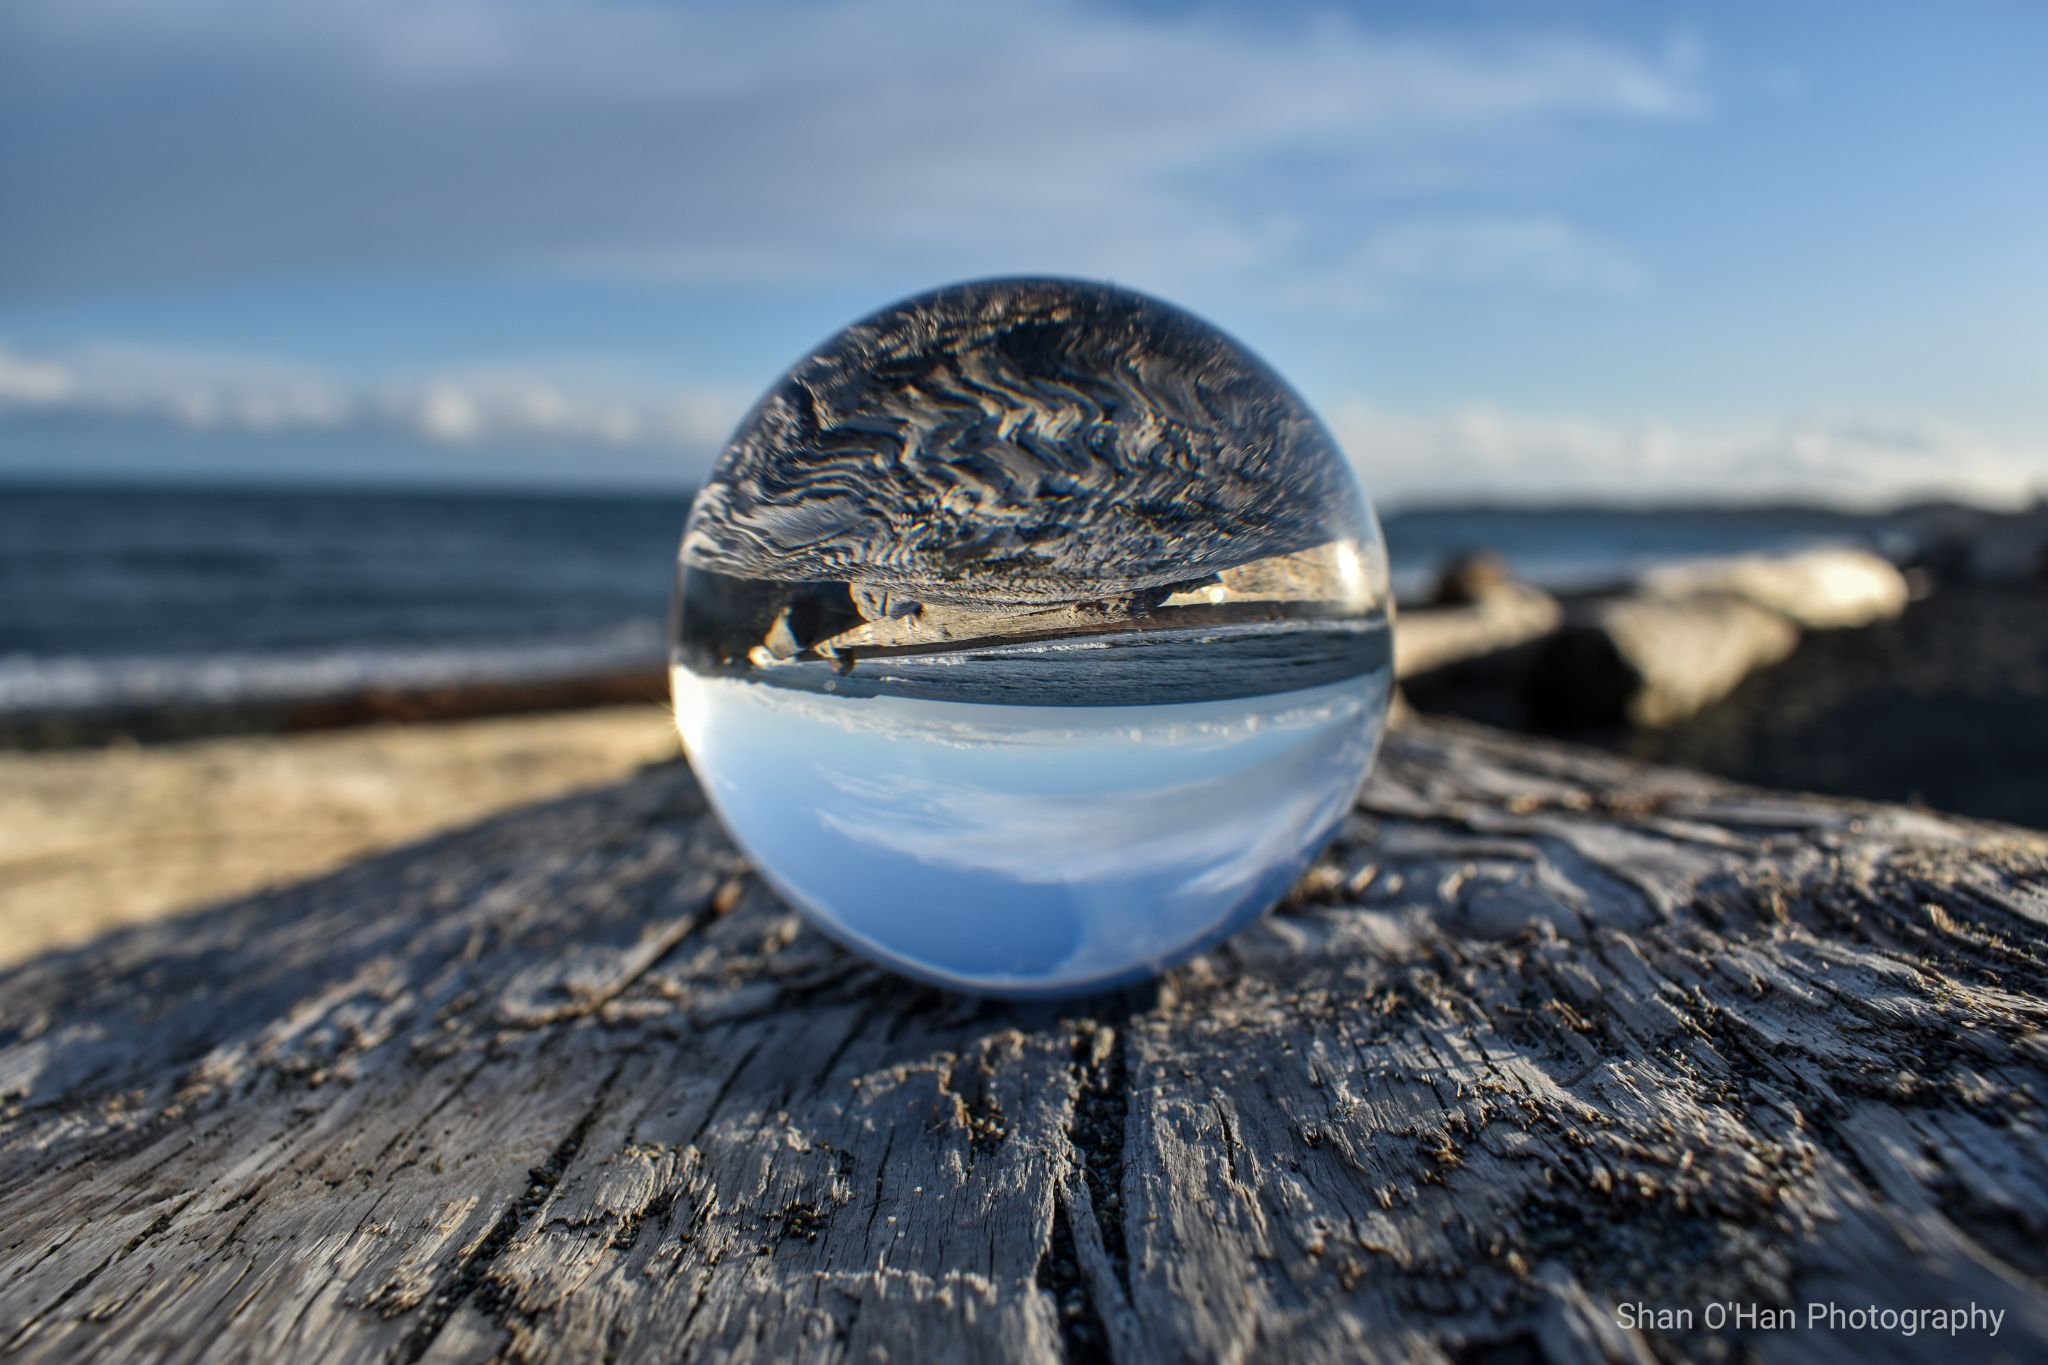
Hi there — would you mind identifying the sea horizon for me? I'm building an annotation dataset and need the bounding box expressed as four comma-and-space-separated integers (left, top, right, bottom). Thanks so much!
0, 474, 1964, 733
0, 467, 2028, 518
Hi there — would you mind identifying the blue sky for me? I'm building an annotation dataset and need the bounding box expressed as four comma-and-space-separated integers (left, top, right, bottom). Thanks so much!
0, 0, 2042, 506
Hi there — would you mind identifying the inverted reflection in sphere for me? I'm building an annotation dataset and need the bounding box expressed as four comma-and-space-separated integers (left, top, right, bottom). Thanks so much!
674, 278, 1391, 996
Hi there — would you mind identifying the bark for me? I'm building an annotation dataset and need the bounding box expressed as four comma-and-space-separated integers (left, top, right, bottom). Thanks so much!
3, 719, 2047, 1364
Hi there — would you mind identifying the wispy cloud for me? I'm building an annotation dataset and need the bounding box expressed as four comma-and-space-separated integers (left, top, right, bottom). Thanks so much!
0, 0, 1701, 303
0, 341, 743, 452
1330, 403, 2046, 509
4, 337, 2034, 506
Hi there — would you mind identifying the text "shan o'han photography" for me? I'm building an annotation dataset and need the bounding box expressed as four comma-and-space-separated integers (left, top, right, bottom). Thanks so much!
1616, 1300, 2008, 1340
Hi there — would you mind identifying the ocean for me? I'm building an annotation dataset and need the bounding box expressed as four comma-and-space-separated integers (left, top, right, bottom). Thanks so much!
0, 480, 1909, 726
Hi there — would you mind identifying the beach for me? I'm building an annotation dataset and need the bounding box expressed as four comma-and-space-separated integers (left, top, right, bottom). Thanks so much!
0, 702, 679, 966
6, 576, 2042, 970
2, 480, 2037, 968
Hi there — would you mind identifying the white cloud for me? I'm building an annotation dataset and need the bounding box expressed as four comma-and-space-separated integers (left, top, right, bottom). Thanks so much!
4, 337, 2036, 507
0, 354, 74, 403
1330, 403, 2046, 509
0, 340, 744, 454
0, 0, 1702, 302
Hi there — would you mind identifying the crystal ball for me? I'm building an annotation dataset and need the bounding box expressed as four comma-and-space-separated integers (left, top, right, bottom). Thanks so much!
673, 278, 1391, 997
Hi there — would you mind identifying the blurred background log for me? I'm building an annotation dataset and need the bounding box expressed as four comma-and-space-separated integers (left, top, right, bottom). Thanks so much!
0, 665, 671, 751
1405, 547, 1914, 733
1909, 505, 2048, 585
3, 718, 2046, 1362
1393, 582, 1561, 681
1635, 546, 1910, 628
1526, 591, 1802, 729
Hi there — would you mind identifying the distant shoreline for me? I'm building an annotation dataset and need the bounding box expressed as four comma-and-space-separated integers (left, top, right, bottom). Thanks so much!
7, 479, 2030, 749
0, 657, 670, 750
0, 469, 2028, 520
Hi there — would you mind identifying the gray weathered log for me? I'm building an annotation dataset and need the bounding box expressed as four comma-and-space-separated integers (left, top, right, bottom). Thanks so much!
1528, 592, 1802, 729
1399, 550, 1904, 728
4, 718, 2048, 1363
1636, 548, 1910, 629
1394, 582, 1563, 682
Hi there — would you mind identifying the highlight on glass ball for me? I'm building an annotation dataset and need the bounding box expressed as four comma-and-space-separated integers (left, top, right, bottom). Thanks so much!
672, 277, 1392, 997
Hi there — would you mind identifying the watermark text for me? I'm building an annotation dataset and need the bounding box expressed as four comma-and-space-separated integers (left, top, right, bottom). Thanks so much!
1614, 1300, 2004, 1339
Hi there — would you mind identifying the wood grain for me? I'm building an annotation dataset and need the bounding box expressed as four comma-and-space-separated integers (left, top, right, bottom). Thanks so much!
3, 718, 2046, 1363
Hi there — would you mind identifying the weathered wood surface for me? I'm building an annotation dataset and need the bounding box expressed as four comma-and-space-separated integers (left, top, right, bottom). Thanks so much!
4, 719, 2048, 1363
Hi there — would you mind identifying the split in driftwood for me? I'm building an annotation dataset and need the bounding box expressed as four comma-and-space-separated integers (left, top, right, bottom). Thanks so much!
3, 719, 2047, 1362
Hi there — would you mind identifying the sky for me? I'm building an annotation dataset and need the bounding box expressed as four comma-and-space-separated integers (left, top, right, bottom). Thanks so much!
0, 0, 2042, 508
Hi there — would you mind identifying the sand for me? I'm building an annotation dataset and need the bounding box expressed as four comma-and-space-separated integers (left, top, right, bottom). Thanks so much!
0, 703, 681, 967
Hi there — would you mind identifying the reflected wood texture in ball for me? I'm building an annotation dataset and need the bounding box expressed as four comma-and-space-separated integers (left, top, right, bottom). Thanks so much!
673, 277, 1392, 996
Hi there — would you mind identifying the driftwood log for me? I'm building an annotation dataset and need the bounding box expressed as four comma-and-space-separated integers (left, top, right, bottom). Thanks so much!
1526, 593, 1802, 731
0, 666, 672, 751
1405, 550, 1912, 735
1636, 548, 1910, 630
1393, 583, 1561, 681
1912, 507, 2048, 584
4, 719, 2048, 1363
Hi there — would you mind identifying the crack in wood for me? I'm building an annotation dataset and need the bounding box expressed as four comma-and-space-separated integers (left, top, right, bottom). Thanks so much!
1037, 1194, 1112, 1365
0, 1193, 195, 1353
391, 1057, 625, 1363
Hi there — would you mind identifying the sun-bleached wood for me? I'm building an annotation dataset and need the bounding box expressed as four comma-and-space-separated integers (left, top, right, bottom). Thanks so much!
1393, 583, 1562, 681
1637, 548, 1910, 629
1529, 592, 1803, 729
3, 719, 2046, 1363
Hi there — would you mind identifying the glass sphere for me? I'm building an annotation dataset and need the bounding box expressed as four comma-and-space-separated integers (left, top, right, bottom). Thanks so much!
673, 278, 1391, 997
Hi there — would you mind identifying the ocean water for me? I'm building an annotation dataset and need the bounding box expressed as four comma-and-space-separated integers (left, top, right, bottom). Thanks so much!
0, 480, 1904, 722
1380, 505, 1918, 598
0, 482, 687, 717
